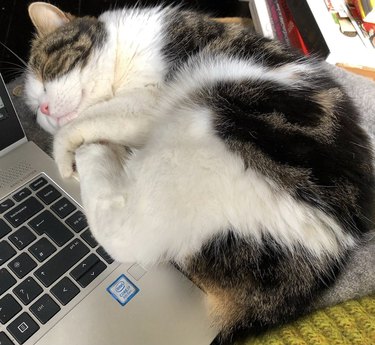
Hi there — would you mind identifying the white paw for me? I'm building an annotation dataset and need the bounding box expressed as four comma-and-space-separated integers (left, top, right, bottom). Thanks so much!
77, 142, 127, 168
55, 148, 76, 179
76, 143, 100, 164
53, 126, 84, 178
75, 143, 109, 175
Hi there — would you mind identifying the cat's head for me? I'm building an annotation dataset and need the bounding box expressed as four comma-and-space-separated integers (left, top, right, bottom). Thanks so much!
25, 2, 112, 134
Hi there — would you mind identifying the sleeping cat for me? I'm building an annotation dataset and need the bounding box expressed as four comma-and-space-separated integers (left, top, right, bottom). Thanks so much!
24, 2, 375, 343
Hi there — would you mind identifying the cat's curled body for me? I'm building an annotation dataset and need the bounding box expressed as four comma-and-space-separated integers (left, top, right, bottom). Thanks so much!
25, 2, 375, 342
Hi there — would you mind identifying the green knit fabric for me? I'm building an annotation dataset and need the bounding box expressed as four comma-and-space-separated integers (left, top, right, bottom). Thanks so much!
236, 295, 375, 345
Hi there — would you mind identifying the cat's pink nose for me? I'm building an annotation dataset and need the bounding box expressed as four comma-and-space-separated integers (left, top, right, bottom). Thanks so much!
40, 102, 50, 116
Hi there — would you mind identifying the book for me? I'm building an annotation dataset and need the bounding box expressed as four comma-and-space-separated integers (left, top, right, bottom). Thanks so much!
352, 0, 375, 23
278, 0, 309, 54
338, 16, 358, 36
347, 1, 375, 47
285, 0, 330, 58
266, 0, 290, 44
248, 0, 275, 39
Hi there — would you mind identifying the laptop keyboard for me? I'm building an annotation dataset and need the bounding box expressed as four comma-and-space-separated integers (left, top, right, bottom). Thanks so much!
0, 174, 115, 344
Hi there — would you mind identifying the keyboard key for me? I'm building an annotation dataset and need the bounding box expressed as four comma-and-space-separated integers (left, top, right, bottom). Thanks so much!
13, 277, 43, 305
7, 312, 39, 344
81, 229, 98, 248
51, 277, 79, 306
0, 332, 14, 345
36, 185, 61, 205
13, 188, 31, 202
0, 268, 16, 296
51, 197, 76, 219
28, 210, 73, 247
0, 199, 15, 215
77, 261, 106, 288
29, 177, 47, 191
0, 294, 22, 324
66, 211, 88, 233
4, 197, 43, 227
96, 246, 114, 264
28, 238, 56, 263
0, 220, 11, 239
8, 253, 37, 279
8, 226, 36, 250
70, 254, 99, 281
0, 241, 16, 265
30, 294, 60, 324
34, 239, 90, 287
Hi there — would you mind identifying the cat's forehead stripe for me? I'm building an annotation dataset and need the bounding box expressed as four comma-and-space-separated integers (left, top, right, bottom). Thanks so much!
30, 17, 107, 81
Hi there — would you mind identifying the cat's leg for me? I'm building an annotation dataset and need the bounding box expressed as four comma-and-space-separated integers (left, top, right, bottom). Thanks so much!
76, 140, 200, 264
54, 96, 155, 178
73, 123, 236, 265
75, 143, 128, 210
74, 142, 136, 259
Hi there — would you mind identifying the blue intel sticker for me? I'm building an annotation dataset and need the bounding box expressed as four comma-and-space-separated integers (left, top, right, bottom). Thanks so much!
107, 274, 139, 306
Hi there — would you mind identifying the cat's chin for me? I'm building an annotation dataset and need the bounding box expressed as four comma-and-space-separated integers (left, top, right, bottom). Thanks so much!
37, 111, 79, 134
37, 112, 59, 135
56, 110, 79, 126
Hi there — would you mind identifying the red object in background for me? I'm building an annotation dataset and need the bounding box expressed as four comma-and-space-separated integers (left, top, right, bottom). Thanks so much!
267, 0, 290, 44
278, 0, 309, 54
350, 0, 375, 23
348, 3, 375, 37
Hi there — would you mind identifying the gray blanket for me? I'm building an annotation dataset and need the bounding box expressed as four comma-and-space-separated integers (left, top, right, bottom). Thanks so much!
6, 64, 375, 311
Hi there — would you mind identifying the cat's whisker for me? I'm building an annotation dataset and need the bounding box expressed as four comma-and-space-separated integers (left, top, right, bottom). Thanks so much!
0, 60, 27, 70
0, 66, 24, 73
0, 41, 27, 67
359, 213, 375, 226
0, 69, 25, 80
350, 141, 372, 149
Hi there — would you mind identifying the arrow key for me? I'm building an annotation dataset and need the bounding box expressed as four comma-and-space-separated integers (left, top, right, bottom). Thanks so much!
70, 254, 100, 281
77, 261, 106, 288
13, 277, 43, 305
51, 277, 80, 306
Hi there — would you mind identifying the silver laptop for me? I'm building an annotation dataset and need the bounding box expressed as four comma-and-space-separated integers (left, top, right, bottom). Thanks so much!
0, 74, 217, 345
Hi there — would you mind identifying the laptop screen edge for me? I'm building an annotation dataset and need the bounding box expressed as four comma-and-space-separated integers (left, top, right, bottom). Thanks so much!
0, 73, 28, 157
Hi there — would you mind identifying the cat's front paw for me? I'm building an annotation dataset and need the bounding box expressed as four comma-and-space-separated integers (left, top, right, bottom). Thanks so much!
53, 126, 84, 178
75, 143, 107, 171
75, 142, 125, 175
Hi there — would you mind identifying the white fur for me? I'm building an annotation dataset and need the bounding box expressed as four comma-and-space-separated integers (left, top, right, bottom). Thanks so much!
171, 54, 313, 96
25, 7, 356, 266
25, 7, 167, 135
75, 104, 355, 266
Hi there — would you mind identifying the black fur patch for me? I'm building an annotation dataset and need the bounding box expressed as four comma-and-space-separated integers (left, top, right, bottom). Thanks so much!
162, 10, 305, 81
194, 76, 375, 238
162, 10, 227, 80
182, 230, 344, 342
162, 13, 374, 341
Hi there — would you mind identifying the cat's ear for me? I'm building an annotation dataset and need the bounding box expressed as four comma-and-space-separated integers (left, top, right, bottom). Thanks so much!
28, 2, 74, 37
